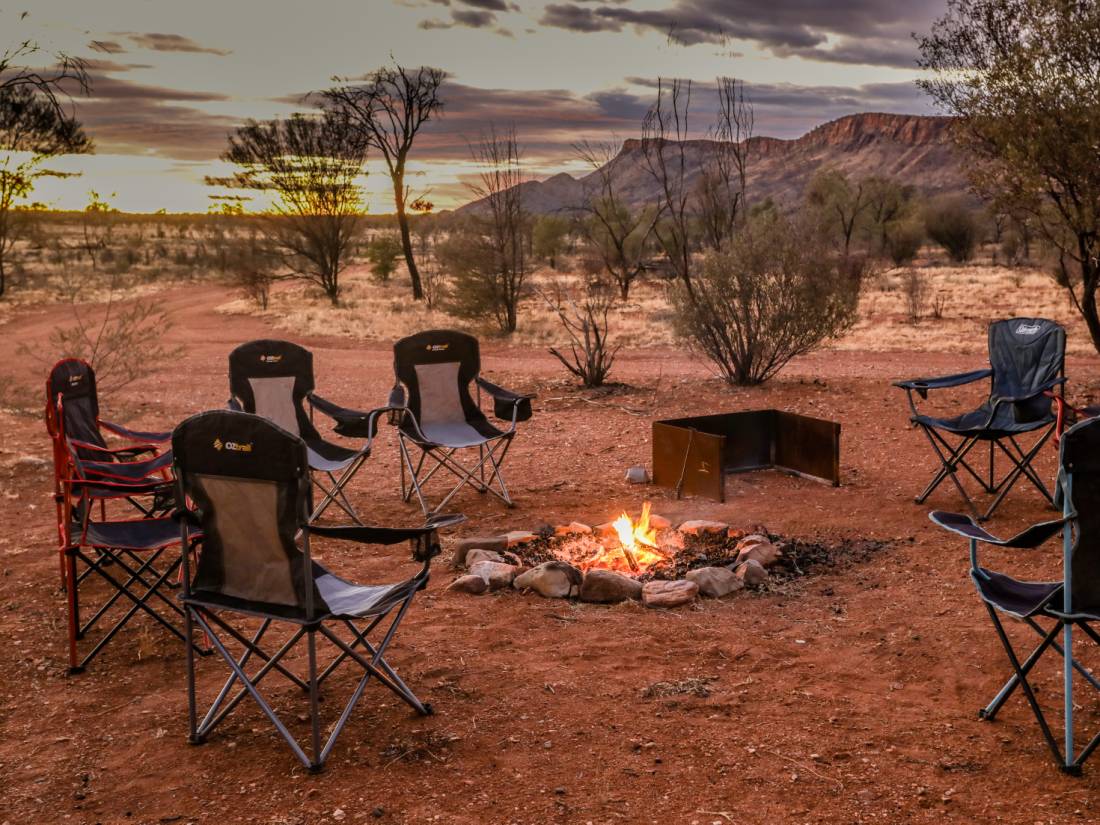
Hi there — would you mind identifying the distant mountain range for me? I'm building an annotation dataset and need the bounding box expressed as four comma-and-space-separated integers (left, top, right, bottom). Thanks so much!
457, 113, 968, 215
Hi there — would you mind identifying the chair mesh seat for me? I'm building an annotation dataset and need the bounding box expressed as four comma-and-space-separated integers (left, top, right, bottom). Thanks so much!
76, 516, 184, 550
971, 568, 1061, 618
914, 407, 1055, 438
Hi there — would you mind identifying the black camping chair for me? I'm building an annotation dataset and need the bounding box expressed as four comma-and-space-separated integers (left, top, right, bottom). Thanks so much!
895, 317, 1066, 521
46, 358, 171, 463
228, 340, 385, 524
173, 410, 464, 772
56, 415, 201, 672
931, 416, 1100, 774
384, 330, 534, 515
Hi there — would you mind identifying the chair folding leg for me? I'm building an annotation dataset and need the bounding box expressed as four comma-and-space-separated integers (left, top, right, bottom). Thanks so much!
981, 428, 1057, 519
398, 433, 515, 515
309, 455, 368, 524
983, 603, 1068, 769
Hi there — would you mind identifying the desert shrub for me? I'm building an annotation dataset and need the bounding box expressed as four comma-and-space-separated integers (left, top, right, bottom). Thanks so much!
230, 234, 275, 309
902, 269, 932, 322
924, 197, 979, 263
540, 278, 620, 387
365, 233, 404, 283
438, 222, 530, 333
532, 215, 571, 269
671, 208, 860, 385
885, 218, 925, 267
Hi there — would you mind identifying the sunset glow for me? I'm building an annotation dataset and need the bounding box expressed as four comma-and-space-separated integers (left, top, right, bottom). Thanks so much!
5, 1, 939, 213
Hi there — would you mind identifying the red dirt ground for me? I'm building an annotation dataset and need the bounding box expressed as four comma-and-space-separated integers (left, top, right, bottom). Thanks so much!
3, 284, 1100, 824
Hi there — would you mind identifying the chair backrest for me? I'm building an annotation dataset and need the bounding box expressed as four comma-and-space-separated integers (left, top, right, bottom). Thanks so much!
987, 318, 1065, 421
393, 330, 484, 427
228, 340, 321, 442
1062, 418, 1100, 613
45, 358, 106, 455
173, 410, 315, 612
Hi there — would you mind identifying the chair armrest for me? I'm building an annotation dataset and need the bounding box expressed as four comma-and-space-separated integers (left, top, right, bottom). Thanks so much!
70, 438, 157, 459
308, 514, 465, 562
79, 451, 173, 482
929, 510, 1069, 548
99, 418, 171, 443
894, 368, 992, 398
991, 376, 1066, 405
67, 476, 172, 496
475, 377, 535, 423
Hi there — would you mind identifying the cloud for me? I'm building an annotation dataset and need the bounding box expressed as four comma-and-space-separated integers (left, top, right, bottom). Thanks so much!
539, 0, 940, 68
117, 32, 232, 56
88, 40, 126, 55
61, 68, 236, 161
453, 9, 496, 26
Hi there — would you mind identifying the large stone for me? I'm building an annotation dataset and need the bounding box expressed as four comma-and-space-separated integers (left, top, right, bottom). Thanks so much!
642, 579, 699, 608
648, 514, 672, 530
505, 531, 538, 547
734, 537, 782, 568
678, 520, 729, 536
686, 566, 744, 598
579, 569, 642, 603
624, 465, 650, 484
468, 561, 519, 590
555, 522, 592, 536
593, 522, 618, 540
448, 574, 488, 595
734, 559, 769, 586
453, 536, 507, 568
513, 561, 583, 599
465, 548, 506, 568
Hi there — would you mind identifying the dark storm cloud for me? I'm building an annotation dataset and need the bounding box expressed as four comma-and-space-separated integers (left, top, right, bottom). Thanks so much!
118, 32, 232, 56
453, 9, 497, 26
539, 0, 941, 68
61, 69, 235, 160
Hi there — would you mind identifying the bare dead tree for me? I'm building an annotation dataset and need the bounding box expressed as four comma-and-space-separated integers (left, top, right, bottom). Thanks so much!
443, 127, 529, 332
0, 27, 92, 297
210, 113, 368, 305
697, 77, 752, 253
320, 63, 445, 301
640, 78, 697, 300
574, 139, 657, 301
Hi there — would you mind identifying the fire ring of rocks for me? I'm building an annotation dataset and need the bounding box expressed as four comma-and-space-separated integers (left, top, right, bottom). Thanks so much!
447, 502, 881, 608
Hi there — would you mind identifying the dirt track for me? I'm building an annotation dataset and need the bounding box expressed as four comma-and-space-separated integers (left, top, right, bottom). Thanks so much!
3, 284, 1099, 824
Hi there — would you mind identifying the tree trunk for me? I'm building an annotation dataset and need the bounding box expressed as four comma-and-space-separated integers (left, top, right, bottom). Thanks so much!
393, 171, 423, 301
1079, 260, 1100, 355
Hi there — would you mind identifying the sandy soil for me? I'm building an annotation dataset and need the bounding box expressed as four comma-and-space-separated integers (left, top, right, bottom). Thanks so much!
3, 282, 1100, 824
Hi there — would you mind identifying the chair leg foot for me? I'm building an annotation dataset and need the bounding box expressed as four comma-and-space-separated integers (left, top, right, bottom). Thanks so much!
977, 708, 993, 720
1061, 763, 1083, 777
188, 733, 206, 746
420, 702, 434, 716
68, 665, 85, 676
308, 762, 324, 775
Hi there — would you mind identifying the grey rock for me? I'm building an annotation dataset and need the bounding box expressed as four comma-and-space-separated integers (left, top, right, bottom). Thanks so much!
453, 536, 508, 568
624, 465, 650, 484
686, 566, 744, 598
579, 569, 643, 603
465, 548, 506, 568
468, 560, 519, 590
734, 559, 769, 586
513, 561, 583, 599
448, 574, 488, 595
678, 519, 729, 536
642, 579, 699, 608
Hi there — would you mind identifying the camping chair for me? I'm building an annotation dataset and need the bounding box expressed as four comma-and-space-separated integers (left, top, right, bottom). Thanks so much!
930, 416, 1100, 774
385, 330, 534, 515
172, 409, 463, 771
56, 419, 200, 672
228, 340, 385, 524
895, 317, 1066, 521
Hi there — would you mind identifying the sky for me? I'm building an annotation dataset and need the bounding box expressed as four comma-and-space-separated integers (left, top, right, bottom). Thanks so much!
4, 0, 945, 213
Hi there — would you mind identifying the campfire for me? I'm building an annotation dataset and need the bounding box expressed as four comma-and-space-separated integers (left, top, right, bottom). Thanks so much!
447, 502, 884, 608
579, 502, 667, 575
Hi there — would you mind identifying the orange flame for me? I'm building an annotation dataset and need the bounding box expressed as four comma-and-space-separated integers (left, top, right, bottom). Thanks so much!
610, 501, 665, 572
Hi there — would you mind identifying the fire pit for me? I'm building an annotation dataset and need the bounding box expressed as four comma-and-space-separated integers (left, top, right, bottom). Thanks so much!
447, 502, 881, 608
